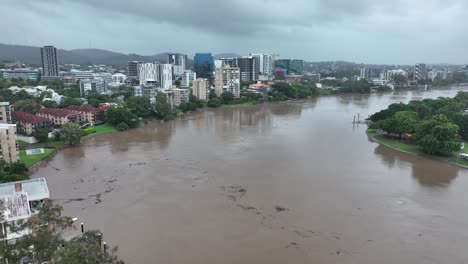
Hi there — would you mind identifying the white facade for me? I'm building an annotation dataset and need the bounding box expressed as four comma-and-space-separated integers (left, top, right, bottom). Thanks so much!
215, 66, 240, 98
112, 73, 127, 84
181, 70, 197, 88
160, 64, 173, 90
172, 65, 184, 77
380, 69, 407, 81
250, 53, 273, 75
138, 62, 160, 85
71, 70, 94, 81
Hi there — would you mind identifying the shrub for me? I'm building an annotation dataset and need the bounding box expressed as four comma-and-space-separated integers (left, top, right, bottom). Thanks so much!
116, 122, 129, 131
82, 127, 96, 135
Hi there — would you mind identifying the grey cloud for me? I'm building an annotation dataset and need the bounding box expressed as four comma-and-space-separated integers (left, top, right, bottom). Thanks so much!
1, 0, 468, 64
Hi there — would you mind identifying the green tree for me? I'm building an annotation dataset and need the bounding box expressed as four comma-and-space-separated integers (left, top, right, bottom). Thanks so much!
61, 123, 83, 145
154, 93, 174, 121
392, 74, 408, 86
416, 114, 461, 154
60, 97, 82, 108
0, 203, 124, 264
220, 92, 234, 104
393, 111, 419, 139
106, 107, 138, 128
43, 100, 59, 108
34, 128, 49, 142
125, 96, 152, 117
54, 231, 124, 264
87, 92, 113, 108
207, 98, 221, 108
13, 99, 42, 114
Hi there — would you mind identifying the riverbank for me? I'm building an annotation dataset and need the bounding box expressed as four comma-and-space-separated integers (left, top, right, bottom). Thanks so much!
367, 129, 468, 169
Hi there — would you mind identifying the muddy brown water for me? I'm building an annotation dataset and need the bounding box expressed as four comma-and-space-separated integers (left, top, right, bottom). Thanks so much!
33, 88, 468, 264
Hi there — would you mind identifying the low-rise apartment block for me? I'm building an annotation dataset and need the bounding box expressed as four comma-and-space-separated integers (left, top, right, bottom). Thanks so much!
66, 105, 105, 124
12, 111, 52, 135
36, 108, 83, 127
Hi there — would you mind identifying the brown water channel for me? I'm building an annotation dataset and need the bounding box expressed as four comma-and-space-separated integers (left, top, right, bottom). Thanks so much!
33, 87, 468, 264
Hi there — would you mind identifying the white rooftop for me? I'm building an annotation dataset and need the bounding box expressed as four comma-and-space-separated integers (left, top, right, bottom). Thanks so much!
0, 192, 31, 222
0, 178, 49, 201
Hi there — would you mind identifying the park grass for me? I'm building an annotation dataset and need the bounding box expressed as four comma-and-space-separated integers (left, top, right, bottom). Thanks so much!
373, 135, 422, 154
367, 128, 468, 167
82, 124, 118, 139
19, 148, 56, 167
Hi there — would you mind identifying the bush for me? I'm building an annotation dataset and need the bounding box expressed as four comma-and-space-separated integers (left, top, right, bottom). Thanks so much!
82, 127, 96, 135
208, 98, 221, 108
116, 122, 129, 131
34, 128, 49, 143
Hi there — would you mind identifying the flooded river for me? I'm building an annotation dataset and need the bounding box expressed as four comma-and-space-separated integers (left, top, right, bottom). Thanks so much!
34, 87, 468, 264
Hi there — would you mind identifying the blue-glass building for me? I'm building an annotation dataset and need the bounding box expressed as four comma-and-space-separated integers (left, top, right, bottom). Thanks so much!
194, 53, 214, 78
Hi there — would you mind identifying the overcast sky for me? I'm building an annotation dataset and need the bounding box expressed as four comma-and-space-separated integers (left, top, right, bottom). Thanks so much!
1, 0, 467, 64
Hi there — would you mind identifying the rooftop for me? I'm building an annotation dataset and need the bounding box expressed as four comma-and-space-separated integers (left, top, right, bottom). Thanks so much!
66, 105, 104, 113
37, 107, 79, 117
12, 111, 50, 124
0, 102, 10, 106
0, 178, 49, 201
0, 192, 31, 222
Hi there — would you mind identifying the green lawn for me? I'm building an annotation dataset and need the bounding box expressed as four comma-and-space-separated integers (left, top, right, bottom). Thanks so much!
82, 124, 118, 139
373, 135, 422, 154
368, 129, 468, 167
20, 148, 56, 167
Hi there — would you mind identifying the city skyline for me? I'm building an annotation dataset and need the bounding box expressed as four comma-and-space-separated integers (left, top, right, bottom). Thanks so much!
1, 0, 467, 65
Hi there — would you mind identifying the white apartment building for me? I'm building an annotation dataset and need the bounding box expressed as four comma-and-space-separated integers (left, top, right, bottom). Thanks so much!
71, 70, 94, 81
181, 70, 196, 88
250, 53, 273, 75
138, 62, 160, 85
112, 73, 127, 84
215, 65, 240, 98
160, 64, 173, 90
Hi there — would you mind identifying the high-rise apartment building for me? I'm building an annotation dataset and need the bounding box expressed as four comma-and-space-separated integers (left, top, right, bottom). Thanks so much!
40, 46, 59, 79
127, 61, 142, 81
0, 124, 19, 163
137, 62, 173, 89
275, 59, 304, 75
181, 70, 197, 88
237, 56, 258, 82
160, 64, 173, 90
168, 53, 188, 72
192, 78, 210, 101
215, 65, 240, 98
360, 68, 376, 79
0, 102, 12, 124
250, 54, 273, 75
138, 62, 160, 85
414, 63, 427, 80
194, 53, 214, 78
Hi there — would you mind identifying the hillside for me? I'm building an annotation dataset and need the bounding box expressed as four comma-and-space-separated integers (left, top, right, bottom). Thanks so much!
0, 43, 171, 66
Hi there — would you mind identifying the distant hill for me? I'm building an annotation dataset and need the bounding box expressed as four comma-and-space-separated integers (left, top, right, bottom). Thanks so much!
0, 43, 174, 66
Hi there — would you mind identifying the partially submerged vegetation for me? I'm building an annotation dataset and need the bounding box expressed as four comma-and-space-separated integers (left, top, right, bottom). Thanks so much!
368, 91, 468, 166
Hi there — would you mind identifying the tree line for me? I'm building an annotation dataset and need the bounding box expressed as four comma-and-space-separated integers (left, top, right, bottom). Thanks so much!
369, 92, 468, 154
